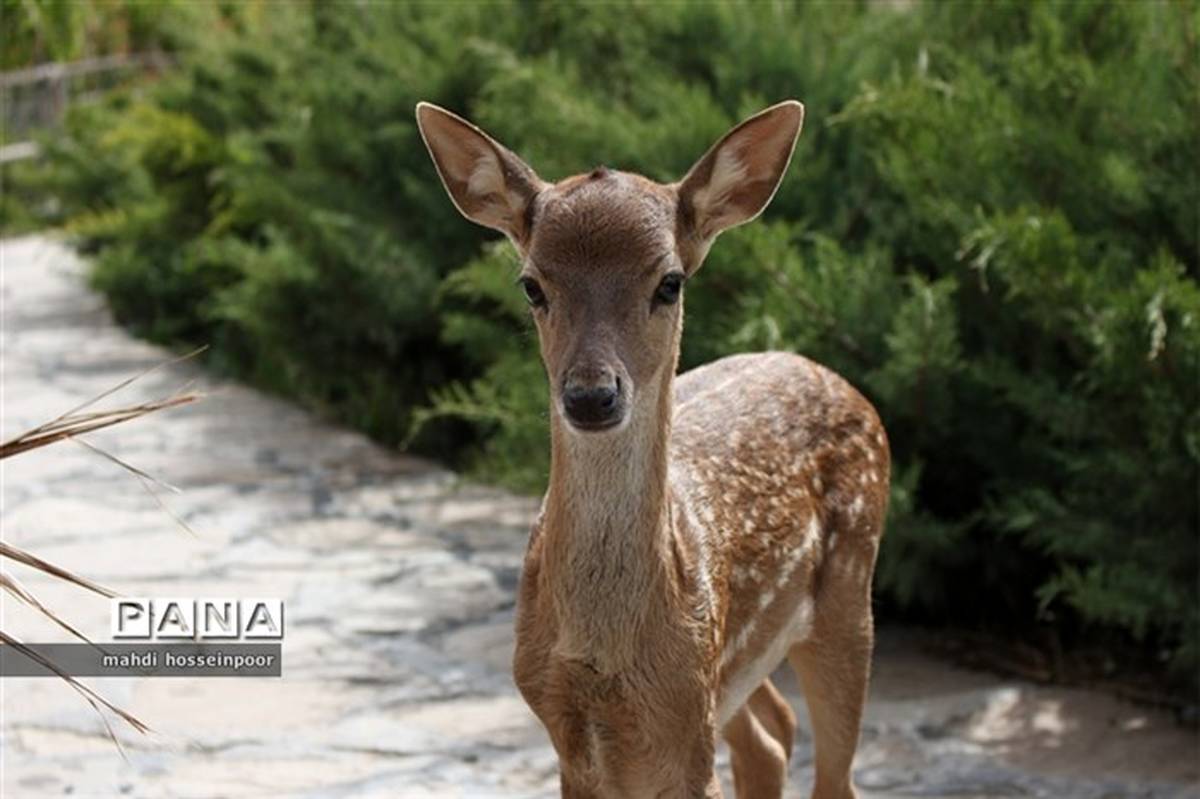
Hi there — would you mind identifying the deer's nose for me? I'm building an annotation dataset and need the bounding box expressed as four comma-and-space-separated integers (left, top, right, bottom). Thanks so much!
562, 378, 623, 431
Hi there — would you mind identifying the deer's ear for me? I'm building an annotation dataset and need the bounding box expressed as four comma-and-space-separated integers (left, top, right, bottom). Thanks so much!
676, 101, 804, 247
416, 102, 545, 245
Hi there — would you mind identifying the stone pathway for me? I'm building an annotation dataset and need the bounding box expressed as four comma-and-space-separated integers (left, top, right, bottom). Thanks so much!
1, 235, 1196, 798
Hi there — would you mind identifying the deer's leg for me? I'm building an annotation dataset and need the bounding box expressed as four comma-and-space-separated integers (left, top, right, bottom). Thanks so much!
560, 779, 597, 799
748, 678, 797, 758
722, 679, 796, 798
787, 559, 875, 799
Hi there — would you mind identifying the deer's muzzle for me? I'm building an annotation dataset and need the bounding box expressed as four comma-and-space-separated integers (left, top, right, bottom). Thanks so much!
561, 375, 625, 432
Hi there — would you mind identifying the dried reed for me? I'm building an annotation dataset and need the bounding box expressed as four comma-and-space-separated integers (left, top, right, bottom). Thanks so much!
1, 348, 205, 748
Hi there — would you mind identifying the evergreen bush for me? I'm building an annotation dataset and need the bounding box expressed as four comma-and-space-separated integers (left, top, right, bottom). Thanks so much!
7, 0, 1197, 691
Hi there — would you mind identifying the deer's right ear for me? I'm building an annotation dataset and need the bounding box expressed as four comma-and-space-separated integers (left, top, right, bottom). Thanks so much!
416, 102, 545, 246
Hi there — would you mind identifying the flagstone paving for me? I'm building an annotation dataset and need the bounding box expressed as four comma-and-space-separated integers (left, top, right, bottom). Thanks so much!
2, 236, 1196, 798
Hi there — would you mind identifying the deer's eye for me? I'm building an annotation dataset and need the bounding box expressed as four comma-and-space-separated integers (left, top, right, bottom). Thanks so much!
653, 272, 685, 307
519, 276, 547, 309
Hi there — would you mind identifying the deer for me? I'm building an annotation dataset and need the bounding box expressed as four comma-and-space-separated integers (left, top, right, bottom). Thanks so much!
416, 99, 890, 799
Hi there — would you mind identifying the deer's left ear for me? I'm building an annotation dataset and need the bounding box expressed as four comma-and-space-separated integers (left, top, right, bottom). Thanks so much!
676, 101, 804, 255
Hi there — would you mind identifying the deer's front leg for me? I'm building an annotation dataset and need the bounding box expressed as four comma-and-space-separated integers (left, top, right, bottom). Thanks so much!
655, 719, 722, 799
723, 679, 795, 798
560, 773, 600, 799
553, 731, 718, 799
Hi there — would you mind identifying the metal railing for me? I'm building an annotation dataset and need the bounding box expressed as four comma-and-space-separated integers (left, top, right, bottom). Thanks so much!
1, 51, 173, 163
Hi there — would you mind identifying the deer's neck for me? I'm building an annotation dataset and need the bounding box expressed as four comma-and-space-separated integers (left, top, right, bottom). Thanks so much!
542, 368, 676, 670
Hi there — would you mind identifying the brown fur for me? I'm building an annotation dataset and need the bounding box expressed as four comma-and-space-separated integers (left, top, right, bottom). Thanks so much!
417, 101, 889, 798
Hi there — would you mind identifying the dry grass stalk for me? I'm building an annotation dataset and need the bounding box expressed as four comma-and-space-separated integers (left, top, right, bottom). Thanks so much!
1, 346, 206, 460
0, 393, 198, 459
0, 572, 106, 648
0, 540, 117, 598
0, 630, 150, 759
1, 348, 206, 748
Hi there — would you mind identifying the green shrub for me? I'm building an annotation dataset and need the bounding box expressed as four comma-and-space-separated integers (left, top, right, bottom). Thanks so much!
1, 0, 191, 69
7, 0, 1198, 691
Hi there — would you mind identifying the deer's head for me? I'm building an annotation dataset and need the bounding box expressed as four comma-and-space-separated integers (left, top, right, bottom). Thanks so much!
417, 102, 804, 434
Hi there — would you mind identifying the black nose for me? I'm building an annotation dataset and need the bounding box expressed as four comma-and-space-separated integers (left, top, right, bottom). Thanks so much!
562, 384, 622, 430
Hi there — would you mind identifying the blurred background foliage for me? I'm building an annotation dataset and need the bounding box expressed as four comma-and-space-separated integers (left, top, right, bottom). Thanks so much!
1, 0, 181, 68
3, 0, 1197, 694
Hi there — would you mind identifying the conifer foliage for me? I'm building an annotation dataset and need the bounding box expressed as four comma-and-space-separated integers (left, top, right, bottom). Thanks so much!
9, 1, 1198, 688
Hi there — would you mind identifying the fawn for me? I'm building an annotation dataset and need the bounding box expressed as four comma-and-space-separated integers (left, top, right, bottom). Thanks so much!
417, 100, 889, 798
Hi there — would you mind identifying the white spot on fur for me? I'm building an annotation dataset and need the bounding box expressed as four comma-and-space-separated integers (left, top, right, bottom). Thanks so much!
677, 370, 746, 413
722, 526, 818, 674
676, 495, 715, 615
776, 526, 815, 589
721, 619, 757, 668
717, 595, 815, 726
850, 495, 865, 517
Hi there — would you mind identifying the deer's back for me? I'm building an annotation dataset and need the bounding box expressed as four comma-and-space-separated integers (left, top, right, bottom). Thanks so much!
671, 351, 887, 485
